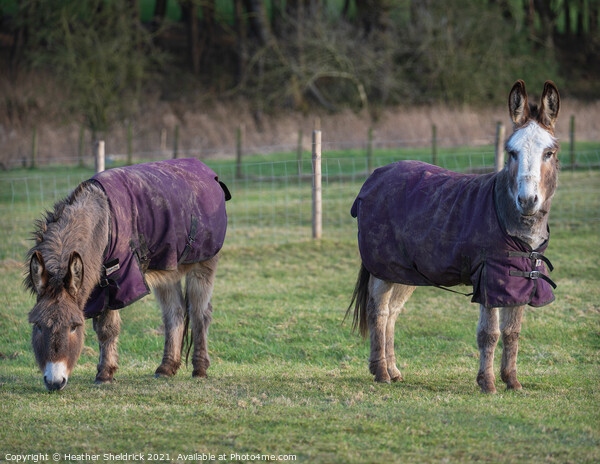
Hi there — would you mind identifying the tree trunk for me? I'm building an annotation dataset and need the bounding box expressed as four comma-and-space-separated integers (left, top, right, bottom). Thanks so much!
201, 0, 216, 58
356, 0, 392, 36
534, 0, 556, 50
234, 0, 247, 85
576, 0, 584, 38
182, 1, 200, 74
153, 0, 168, 32
244, 0, 271, 46
525, 0, 535, 40
590, 2, 598, 36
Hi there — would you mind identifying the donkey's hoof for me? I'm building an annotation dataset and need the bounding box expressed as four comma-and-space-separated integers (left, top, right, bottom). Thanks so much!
155, 365, 178, 378
478, 380, 497, 394
192, 369, 208, 378
94, 376, 114, 385
506, 380, 522, 391
369, 364, 378, 376
388, 366, 403, 382
480, 385, 497, 394
374, 377, 391, 384
390, 373, 403, 383
477, 373, 497, 393
501, 371, 522, 391
374, 371, 391, 384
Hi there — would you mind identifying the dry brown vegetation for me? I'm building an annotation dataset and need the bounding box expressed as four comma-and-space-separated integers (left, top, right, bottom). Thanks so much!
2, 73, 599, 168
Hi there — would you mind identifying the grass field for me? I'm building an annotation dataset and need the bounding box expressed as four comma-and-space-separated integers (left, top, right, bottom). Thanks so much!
0, 148, 599, 463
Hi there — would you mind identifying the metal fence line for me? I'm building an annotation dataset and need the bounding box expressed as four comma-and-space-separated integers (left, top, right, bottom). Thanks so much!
1, 149, 599, 261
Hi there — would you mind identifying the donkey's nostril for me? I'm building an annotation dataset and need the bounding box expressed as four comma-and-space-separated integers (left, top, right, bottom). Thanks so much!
518, 195, 538, 206
44, 375, 67, 391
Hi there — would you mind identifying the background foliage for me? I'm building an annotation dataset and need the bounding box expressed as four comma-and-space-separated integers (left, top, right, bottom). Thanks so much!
1, 0, 599, 133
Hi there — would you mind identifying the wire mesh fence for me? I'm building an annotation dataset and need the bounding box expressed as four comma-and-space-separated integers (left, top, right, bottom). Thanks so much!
1, 149, 599, 261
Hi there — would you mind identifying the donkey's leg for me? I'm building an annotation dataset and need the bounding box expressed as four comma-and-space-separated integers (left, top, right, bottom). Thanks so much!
367, 277, 395, 383
186, 256, 218, 378
154, 281, 186, 377
476, 305, 500, 393
93, 309, 122, 384
385, 284, 416, 382
500, 305, 524, 391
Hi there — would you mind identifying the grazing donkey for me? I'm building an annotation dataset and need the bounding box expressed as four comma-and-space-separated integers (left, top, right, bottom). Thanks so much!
25, 158, 230, 391
347, 80, 560, 393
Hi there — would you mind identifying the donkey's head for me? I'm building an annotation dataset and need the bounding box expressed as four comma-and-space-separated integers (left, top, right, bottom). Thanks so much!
505, 80, 560, 217
27, 250, 86, 391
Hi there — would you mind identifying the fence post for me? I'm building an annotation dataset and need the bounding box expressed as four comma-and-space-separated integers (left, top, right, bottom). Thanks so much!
569, 115, 575, 169
236, 125, 244, 179
297, 129, 303, 178
160, 128, 167, 154
367, 127, 373, 174
31, 126, 38, 169
78, 125, 85, 167
431, 124, 437, 166
127, 120, 133, 165
312, 130, 322, 240
173, 124, 179, 159
95, 140, 105, 173
494, 122, 505, 172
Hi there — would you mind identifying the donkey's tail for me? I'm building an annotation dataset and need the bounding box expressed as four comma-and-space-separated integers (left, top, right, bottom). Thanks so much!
182, 301, 192, 366
344, 263, 370, 338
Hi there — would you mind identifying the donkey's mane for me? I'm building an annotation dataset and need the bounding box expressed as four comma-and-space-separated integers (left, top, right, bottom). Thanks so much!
24, 181, 109, 297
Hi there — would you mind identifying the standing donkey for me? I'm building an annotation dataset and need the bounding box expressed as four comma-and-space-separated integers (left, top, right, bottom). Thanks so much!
25, 158, 230, 391
347, 81, 560, 393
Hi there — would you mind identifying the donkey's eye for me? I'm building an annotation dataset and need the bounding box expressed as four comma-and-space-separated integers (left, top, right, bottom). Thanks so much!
70, 324, 80, 334
543, 151, 554, 161
33, 323, 42, 335
508, 150, 518, 160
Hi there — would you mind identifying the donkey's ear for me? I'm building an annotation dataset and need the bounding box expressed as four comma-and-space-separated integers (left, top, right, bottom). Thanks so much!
30, 251, 47, 295
65, 252, 84, 297
538, 80, 560, 130
508, 80, 530, 127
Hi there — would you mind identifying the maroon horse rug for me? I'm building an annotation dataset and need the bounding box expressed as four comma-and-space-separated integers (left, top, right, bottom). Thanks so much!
351, 160, 555, 308
85, 158, 230, 318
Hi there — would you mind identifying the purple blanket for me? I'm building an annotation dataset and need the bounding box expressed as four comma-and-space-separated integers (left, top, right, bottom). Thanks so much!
84, 159, 228, 318
351, 160, 555, 308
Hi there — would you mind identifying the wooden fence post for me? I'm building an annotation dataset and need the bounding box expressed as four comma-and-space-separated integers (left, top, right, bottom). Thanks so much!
95, 140, 105, 173
173, 124, 179, 159
431, 124, 437, 166
312, 130, 322, 240
160, 128, 167, 154
569, 115, 575, 169
31, 126, 38, 169
236, 125, 244, 179
297, 129, 303, 178
495, 122, 505, 172
127, 120, 133, 165
367, 127, 373, 174
78, 126, 85, 167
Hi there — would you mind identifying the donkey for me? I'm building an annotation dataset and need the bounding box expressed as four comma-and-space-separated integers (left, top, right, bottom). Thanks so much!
25, 158, 230, 391
347, 80, 560, 393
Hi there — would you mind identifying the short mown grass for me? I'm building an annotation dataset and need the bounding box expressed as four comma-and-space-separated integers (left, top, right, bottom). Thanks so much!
0, 147, 598, 463
1, 231, 599, 463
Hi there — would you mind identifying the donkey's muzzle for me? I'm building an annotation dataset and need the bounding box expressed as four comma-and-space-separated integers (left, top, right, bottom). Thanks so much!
517, 194, 539, 216
43, 361, 68, 391
44, 375, 67, 391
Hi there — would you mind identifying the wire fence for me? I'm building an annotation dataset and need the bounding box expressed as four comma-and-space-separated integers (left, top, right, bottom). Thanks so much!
1, 148, 599, 261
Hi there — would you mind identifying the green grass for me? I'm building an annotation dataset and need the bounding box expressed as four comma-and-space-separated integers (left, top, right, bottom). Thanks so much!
1, 234, 599, 462
0, 148, 599, 462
